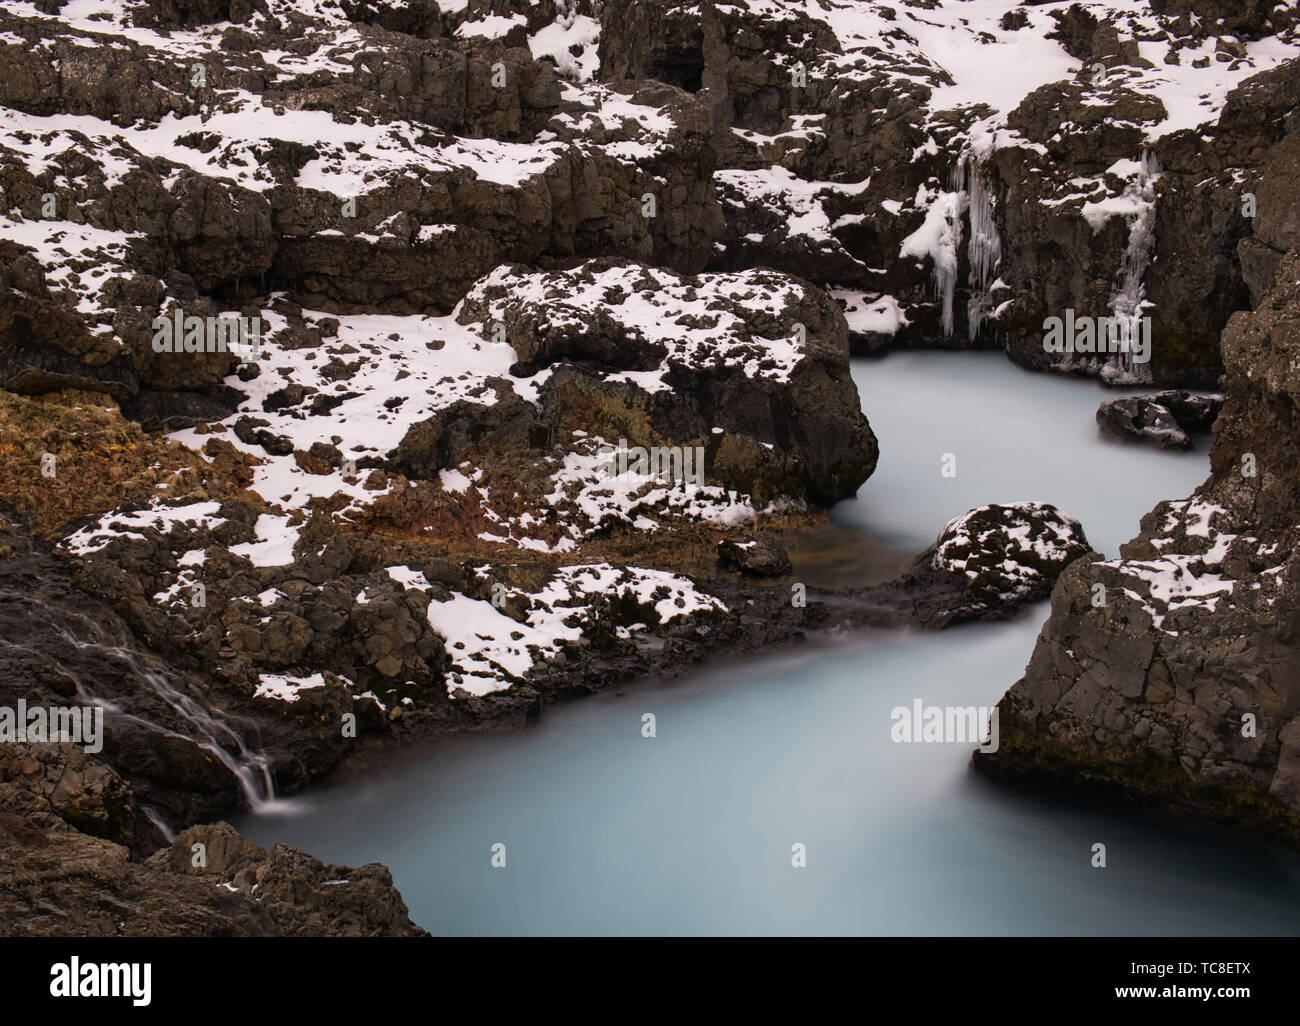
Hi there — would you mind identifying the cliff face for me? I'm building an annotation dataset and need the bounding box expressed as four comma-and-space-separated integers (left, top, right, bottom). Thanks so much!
977, 242, 1300, 834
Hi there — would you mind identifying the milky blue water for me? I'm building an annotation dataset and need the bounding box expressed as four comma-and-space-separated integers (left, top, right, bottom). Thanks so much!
239, 352, 1300, 935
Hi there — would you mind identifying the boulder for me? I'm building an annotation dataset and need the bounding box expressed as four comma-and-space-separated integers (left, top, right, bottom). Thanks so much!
1096, 390, 1224, 448
717, 536, 792, 577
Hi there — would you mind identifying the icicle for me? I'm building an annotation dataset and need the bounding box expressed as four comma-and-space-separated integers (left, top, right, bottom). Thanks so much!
901, 154, 1003, 340
965, 159, 1002, 343
1102, 150, 1160, 383
899, 178, 964, 338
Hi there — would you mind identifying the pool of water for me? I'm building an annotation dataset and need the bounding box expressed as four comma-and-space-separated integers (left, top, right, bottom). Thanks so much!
239, 352, 1300, 935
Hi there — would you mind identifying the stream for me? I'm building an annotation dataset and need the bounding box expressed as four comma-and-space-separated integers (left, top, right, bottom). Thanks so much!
237, 352, 1300, 935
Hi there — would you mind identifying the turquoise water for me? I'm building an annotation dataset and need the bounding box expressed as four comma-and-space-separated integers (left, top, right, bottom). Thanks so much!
238, 352, 1300, 935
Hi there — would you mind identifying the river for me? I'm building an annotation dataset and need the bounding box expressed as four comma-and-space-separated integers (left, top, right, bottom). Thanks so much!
237, 352, 1300, 935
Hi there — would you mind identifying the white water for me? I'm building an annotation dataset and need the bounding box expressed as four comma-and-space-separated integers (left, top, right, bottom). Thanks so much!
238, 352, 1300, 935
1101, 151, 1160, 384
7, 600, 281, 817
85, 642, 277, 813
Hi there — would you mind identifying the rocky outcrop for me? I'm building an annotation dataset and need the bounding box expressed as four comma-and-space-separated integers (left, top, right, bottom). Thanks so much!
1096, 390, 1223, 449
0, 3, 724, 399
592, 0, 1300, 386
976, 247, 1300, 836
453, 259, 878, 505
852, 502, 1094, 629
5, 0, 1300, 933
716, 536, 792, 577
0, 810, 426, 936
1238, 134, 1300, 305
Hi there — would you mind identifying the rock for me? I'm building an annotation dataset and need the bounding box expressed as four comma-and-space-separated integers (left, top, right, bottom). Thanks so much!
139, 0, 256, 27
894, 502, 1093, 627
121, 387, 243, 432
0, 808, 427, 936
976, 247, 1300, 837
717, 536, 792, 577
1096, 390, 1223, 448
819, 503, 1096, 632
1238, 134, 1300, 305
455, 259, 878, 505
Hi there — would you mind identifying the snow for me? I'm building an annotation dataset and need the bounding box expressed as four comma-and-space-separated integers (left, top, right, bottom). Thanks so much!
1101, 556, 1237, 631
462, 261, 816, 394
255, 672, 326, 703
424, 592, 544, 696
832, 290, 909, 336
421, 564, 728, 697
386, 566, 433, 591
717, 166, 868, 262
531, 14, 601, 82
63, 502, 226, 556
931, 503, 1085, 594
541, 434, 765, 545
229, 514, 300, 567
169, 306, 530, 517
457, 14, 526, 40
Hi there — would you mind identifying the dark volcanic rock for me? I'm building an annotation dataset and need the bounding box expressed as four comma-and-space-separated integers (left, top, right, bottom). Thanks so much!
0, 811, 426, 936
855, 502, 1094, 629
122, 387, 244, 432
1238, 134, 1300, 306
1096, 390, 1224, 449
976, 247, 1300, 837
717, 536, 792, 577
455, 259, 879, 505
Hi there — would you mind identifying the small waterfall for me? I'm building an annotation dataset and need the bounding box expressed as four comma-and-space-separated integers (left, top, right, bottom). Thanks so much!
142, 805, 176, 843
69, 636, 278, 813
0, 585, 279, 813
965, 159, 1002, 343
1102, 151, 1160, 383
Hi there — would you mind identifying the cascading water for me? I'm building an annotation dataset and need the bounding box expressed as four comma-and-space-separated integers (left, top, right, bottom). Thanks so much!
142, 805, 176, 843
0, 586, 279, 822
1101, 150, 1160, 383
60, 630, 278, 814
